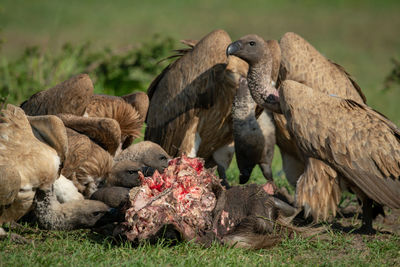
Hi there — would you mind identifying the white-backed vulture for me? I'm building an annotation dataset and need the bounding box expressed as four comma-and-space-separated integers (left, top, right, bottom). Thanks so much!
144, 29, 248, 186
85, 94, 142, 150
227, 33, 368, 223
280, 80, 400, 232
20, 74, 94, 116
0, 105, 67, 225
232, 77, 275, 184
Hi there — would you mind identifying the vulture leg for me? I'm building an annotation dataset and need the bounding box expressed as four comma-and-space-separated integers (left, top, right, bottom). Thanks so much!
281, 151, 304, 188
359, 197, 375, 234
212, 143, 234, 188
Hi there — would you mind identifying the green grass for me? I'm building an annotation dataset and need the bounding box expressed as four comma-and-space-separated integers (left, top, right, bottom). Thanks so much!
1, 226, 399, 266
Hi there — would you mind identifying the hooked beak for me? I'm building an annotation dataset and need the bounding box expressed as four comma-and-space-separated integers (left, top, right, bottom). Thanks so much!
226, 41, 242, 57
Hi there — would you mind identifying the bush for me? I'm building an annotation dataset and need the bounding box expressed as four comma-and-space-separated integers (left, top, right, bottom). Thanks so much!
0, 35, 176, 105
383, 58, 400, 91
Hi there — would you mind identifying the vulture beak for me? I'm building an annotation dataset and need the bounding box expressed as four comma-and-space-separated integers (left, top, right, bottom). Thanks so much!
141, 166, 156, 177
226, 41, 241, 57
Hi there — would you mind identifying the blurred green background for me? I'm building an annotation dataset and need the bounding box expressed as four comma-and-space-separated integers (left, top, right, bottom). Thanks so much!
1, 3, 400, 264
1, 0, 399, 123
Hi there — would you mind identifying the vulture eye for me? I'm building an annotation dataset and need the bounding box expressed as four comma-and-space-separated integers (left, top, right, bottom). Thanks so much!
92, 211, 101, 216
159, 155, 167, 161
127, 170, 137, 175
249, 41, 256, 46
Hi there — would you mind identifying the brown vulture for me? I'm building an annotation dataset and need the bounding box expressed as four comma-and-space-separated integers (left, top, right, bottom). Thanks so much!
280, 80, 400, 230
20, 74, 143, 153
145, 29, 276, 186
226, 33, 381, 231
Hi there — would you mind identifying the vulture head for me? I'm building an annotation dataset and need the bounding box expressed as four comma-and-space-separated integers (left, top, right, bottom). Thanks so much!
33, 187, 110, 230
226, 34, 269, 65
107, 160, 155, 188
227, 34, 281, 113
114, 141, 171, 173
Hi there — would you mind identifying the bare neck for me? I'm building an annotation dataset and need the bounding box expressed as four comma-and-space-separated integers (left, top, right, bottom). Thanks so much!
247, 56, 274, 107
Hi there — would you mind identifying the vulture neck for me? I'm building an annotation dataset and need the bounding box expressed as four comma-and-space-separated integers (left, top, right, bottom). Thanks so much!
247, 55, 275, 108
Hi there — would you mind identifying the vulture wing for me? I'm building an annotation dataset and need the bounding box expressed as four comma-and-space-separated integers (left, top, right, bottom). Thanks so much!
85, 94, 142, 149
121, 91, 149, 123
281, 80, 400, 208
61, 128, 113, 197
20, 74, 94, 116
57, 114, 121, 156
279, 32, 366, 103
27, 115, 69, 164
145, 29, 246, 158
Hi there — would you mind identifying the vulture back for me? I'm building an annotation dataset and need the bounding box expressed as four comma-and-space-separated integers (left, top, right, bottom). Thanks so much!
145, 29, 243, 159
20, 74, 94, 116
280, 80, 400, 208
279, 32, 366, 103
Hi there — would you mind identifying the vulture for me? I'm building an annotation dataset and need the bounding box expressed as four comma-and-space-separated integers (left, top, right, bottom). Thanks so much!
0, 105, 67, 225
20, 74, 144, 153
32, 186, 110, 230
60, 128, 114, 198
144, 29, 250, 186
232, 77, 276, 184
279, 80, 400, 232
114, 141, 171, 173
227, 33, 369, 225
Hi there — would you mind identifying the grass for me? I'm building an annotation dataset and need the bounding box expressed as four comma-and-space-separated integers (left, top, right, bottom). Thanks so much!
1, 1, 400, 266
1, 225, 399, 266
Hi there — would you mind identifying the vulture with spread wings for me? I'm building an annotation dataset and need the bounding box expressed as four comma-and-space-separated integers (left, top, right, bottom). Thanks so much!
145, 29, 252, 186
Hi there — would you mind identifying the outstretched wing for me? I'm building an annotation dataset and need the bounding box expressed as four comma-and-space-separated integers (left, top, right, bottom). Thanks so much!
281, 80, 400, 208
279, 32, 366, 103
145, 29, 236, 157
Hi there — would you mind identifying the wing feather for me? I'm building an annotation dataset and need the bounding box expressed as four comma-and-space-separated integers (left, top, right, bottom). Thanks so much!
281, 80, 400, 208
279, 32, 366, 103
145, 29, 235, 157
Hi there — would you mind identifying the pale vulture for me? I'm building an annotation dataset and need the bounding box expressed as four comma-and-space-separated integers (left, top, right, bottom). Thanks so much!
227, 33, 375, 229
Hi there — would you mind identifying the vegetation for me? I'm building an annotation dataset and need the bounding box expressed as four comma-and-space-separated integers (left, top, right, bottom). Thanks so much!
0, 36, 175, 105
1, 1, 399, 266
